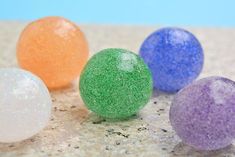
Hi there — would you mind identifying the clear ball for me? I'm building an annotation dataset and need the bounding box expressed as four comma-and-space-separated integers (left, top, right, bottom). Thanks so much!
0, 68, 52, 143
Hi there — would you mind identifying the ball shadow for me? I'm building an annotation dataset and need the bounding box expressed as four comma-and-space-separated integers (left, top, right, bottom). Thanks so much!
171, 142, 235, 157
152, 88, 176, 98
86, 112, 140, 124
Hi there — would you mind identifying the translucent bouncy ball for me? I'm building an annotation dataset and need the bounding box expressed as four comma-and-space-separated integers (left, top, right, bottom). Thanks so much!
0, 68, 52, 143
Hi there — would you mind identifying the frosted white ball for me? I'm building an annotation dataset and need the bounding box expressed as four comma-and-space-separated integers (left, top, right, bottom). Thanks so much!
0, 68, 52, 143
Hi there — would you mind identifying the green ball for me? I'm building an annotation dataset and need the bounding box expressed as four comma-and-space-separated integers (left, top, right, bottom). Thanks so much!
79, 48, 153, 119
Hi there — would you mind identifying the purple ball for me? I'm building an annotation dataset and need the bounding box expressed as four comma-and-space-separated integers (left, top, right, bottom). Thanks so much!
170, 76, 235, 150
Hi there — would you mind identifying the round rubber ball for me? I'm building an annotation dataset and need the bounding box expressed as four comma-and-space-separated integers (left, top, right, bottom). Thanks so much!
79, 48, 153, 119
139, 27, 204, 92
170, 76, 235, 150
17, 16, 89, 89
0, 68, 51, 143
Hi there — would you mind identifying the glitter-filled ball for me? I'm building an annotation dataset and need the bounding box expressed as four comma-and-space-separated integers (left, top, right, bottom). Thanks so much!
79, 48, 153, 119
170, 76, 235, 150
0, 68, 52, 143
139, 27, 204, 92
17, 16, 89, 89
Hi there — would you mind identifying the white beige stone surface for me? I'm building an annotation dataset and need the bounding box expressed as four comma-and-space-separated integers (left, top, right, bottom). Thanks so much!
1, 22, 235, 156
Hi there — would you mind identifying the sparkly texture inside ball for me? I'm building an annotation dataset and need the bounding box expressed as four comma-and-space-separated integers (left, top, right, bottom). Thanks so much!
79, 48, 153, 119
139, 27, 204, 92
17, 16, 89, 89
0, 68, 51, 143
170, 76, 235, 150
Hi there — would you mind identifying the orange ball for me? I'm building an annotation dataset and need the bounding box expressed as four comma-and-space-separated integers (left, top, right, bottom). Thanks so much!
17, 16, 89, 89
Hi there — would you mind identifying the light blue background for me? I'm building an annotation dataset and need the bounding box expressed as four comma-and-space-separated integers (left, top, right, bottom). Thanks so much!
1, 0, 235, 27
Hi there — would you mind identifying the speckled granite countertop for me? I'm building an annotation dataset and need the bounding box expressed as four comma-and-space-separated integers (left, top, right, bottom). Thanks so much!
1, 22, 235, 157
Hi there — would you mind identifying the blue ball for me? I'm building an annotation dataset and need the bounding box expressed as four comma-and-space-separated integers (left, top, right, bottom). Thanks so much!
139, 27, 204, 93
